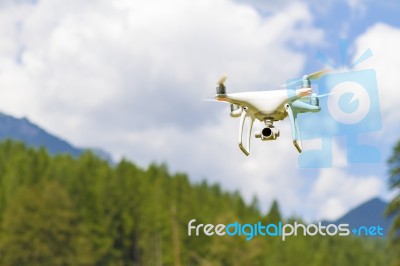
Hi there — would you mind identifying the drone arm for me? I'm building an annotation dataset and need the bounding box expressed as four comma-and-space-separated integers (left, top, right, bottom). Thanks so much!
238, 109, 254, 156
286, 104, 302, 153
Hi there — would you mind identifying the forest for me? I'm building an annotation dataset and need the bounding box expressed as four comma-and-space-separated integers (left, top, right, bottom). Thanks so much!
0, 140, 397, 266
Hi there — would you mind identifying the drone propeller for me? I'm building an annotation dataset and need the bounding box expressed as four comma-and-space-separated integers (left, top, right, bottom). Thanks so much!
280, 80, 300, 88
281, 68, 330, 88
217, 75, 227, 85
301, 92, 332, 99
305, 69, 330, 80
297, 92, 337, 105
202, 99, 227, 102
216, 75, 228, 95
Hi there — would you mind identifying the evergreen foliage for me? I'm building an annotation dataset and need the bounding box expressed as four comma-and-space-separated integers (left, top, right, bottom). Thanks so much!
0, 140, 393, 265
387, 140, 400, 265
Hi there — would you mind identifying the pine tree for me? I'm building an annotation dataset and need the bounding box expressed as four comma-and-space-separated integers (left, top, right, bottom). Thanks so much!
0, 181, 94, 266
387, 140, 400, 265
0, 141, 395, 265
265, 200, 282, 224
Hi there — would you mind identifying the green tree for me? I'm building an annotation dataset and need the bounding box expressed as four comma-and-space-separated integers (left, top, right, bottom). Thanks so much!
265, 199, 282, 224
0, 181, 94, 266
387, 140, 400, 265
0, 141, 395, 265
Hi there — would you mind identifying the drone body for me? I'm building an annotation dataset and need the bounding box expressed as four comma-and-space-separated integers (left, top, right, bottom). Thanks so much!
211, 70, 329, 156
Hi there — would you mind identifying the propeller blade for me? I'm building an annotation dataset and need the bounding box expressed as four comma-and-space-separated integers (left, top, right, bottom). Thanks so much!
217, 75, 227, 85
314, 93, 331, 98
306, 68, 330, 80
280, 79, 301, 88
202, 99, 218, 102
300, 92, 336, 100
201, 99, 228, 103
280, 69, 331, 88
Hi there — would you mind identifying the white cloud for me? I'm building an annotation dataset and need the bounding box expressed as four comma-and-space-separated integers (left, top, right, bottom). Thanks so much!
353, 23, 400, 140
0, 0, 325, 216
307, 142, 385, 221
311, 169, 384, 220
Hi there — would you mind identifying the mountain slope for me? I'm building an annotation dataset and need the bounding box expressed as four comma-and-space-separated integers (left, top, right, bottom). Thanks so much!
327, 197, 392, 237
0, 112, 111, 161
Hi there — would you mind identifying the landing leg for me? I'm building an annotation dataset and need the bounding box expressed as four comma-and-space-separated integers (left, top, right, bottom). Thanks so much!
238, 109, 254, 156
286, 105, 302, 153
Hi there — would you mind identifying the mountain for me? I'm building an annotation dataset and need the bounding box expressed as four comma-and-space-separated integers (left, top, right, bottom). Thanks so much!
0, 112, 112, 161
324, 197, 393, 237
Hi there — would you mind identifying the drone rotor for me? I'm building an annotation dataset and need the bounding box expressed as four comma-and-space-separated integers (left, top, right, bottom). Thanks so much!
281, 68, 330, 88
304, 69, 330, 80
216, 75, 227, 95
217, 75, 227, 86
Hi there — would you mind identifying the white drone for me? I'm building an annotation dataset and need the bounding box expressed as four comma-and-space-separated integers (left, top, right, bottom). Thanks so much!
208, 69, 330, 156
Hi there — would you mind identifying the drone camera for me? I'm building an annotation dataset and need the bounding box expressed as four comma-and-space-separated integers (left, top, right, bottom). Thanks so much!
255, 127, 280, 141
230, 104, 242, 118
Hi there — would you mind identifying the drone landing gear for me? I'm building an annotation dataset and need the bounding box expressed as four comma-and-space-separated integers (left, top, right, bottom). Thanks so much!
286, 104, 302, 153
238, 108, 254, 156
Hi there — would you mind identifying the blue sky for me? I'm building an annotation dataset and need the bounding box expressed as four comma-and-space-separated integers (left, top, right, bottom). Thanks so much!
0, 0, 399, 221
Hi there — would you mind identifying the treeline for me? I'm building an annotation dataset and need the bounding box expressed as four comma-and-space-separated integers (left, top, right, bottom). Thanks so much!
0, 140, 394, 265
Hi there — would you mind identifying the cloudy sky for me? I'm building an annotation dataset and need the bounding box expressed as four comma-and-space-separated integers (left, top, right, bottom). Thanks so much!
0, 0, 399, 221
